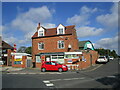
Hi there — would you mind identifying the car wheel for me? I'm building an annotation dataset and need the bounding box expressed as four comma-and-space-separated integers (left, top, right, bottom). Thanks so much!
58, 68, 63, 72
41, 68, 46, 72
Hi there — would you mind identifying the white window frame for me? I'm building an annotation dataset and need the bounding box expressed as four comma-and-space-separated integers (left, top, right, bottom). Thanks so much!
51, 55, 64, 64
38, 42, 44, 50
58, 40, 65, 49
58, 28, 64, 34
57, 24, 65, 35
38, 27, 45, 37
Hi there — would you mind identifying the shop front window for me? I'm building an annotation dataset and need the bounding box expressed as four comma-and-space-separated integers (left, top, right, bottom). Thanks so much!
65, 54, 79, 59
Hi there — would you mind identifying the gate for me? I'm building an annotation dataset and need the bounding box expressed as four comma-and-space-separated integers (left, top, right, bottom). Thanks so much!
26, 56, 32, 68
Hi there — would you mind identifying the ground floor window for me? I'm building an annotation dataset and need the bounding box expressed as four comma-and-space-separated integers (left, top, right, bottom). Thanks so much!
51, 55, 64, 64
65, 54, 79, 59
36, 56, 41, 63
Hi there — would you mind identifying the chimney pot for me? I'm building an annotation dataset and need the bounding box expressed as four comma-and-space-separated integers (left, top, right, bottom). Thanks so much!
38, 23, 40, 27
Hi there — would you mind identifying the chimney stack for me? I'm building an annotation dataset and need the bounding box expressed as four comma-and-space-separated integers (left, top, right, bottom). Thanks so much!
37, 23, 40, 30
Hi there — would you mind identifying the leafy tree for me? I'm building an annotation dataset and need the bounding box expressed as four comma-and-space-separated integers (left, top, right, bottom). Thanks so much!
95, 48, 118, 58
25, 47, 32, 54
17, 46, 27, 53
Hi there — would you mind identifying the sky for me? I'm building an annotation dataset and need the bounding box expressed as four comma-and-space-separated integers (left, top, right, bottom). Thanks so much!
1, 2, 119, 55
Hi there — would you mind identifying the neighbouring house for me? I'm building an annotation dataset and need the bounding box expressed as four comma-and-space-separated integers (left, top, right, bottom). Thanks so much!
79, 40, 95, 50
1, 40, 14, 66
32, 23, 98, 70
77, 41, 98, 69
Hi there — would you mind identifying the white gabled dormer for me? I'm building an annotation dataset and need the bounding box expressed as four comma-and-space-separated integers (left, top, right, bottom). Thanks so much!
38, 27, 45, 37
37, 23, 45, 37
57, 24, 65, 35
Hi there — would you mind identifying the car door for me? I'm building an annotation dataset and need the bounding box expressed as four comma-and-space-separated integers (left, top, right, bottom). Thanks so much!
45, 62, 51, 70
51, 62, 58, 70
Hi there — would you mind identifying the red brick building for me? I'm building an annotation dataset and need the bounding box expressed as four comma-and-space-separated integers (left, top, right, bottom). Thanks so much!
32, 23, 98, 69
32, 23, 79, 68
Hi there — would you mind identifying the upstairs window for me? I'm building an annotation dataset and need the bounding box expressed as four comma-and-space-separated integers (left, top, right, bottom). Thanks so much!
38, 30, 44, 36
58, 40, 64, 49
38, 27, 45, 37
38, 42, 44, 50
57, 24, 65, 35
58, 28, 64, 34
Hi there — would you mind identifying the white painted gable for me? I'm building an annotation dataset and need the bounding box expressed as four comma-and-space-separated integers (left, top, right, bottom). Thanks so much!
38, 27, 45, 37
57, 24, 65, 35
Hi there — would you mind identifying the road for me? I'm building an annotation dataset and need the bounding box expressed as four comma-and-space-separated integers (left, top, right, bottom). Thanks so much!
2, 59, 120, 89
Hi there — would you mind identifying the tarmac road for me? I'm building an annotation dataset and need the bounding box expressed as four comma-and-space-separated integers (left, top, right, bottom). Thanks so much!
1, 59, 119, 89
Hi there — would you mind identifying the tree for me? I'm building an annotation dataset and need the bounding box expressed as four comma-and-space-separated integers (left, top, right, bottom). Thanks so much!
25, 47, 32, 54
95, 48, 118, 58
17, 46, 26, 53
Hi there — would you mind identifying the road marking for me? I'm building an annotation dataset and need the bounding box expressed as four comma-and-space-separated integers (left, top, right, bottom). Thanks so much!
46, 83, 54, 86
43, 81, 50, 83
48, 77, 85, 82
83, 64, 103, 72
19, 73, 26, 74
43, 80, 54, 87
107, 76, 116, 78
49, 79, 62, 81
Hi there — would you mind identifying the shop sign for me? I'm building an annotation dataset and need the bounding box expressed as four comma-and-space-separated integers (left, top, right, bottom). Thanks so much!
67, 59, 72, 63
82, 56, 86, 62
14, 61, 22, 64
14, 55, 22, 61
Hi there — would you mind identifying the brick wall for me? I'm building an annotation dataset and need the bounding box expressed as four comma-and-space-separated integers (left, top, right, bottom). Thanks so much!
12, 55, 27, 68
32, 34, 79, 63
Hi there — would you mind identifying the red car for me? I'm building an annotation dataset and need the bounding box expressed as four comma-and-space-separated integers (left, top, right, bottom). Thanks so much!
41, 61, 68, 72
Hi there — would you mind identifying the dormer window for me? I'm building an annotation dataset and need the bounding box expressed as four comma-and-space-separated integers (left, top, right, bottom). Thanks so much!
38, 27, 45, 37
57, 24, 65, 35
59, 28, 64, 34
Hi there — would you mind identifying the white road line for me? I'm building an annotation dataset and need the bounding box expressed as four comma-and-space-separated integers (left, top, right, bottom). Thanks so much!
48, 77, 85, 82
28, 73, 36, 74
43, 81, 50, 83
9, 73, 18, 74
46, 83, 54, 87
107, 76, 116, 78
83, 64, 103, 72
19, 73, 26, 74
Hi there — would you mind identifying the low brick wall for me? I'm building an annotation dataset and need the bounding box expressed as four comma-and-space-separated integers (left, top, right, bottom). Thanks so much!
12, 56, 27, 68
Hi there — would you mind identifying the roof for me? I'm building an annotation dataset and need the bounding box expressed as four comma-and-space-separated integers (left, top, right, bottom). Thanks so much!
78, 40, 95, 50
2, 41, 14, 49
78, 40, 90, 47
32, 25, 75, 38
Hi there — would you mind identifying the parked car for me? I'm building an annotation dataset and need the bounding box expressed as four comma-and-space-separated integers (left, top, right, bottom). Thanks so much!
109, 56, 114, 60
41, 61, 68, 72
97, 56, 108, 63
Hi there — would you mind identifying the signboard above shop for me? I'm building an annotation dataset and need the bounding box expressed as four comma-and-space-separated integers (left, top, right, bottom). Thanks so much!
64, 52, 82, 55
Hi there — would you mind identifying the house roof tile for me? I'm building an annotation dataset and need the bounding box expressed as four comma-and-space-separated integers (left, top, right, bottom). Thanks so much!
32, 25, 75, 38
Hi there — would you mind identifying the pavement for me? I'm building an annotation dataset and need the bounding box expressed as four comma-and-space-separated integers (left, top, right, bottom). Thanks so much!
1, 63, 103, 74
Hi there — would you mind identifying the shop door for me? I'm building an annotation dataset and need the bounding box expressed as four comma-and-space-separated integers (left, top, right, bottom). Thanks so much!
46, 55, 51, 61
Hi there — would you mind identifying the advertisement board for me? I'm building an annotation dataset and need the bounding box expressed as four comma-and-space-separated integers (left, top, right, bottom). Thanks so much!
14, 55, 22, 61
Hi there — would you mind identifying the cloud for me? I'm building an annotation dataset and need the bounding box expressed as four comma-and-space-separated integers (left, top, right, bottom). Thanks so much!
3, 6, 56, 47
96, 3, 118, 30
94, 35, 119, 54
11, 6, 53, 32
67, 6, 98, 26
76, 26, 104, 37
